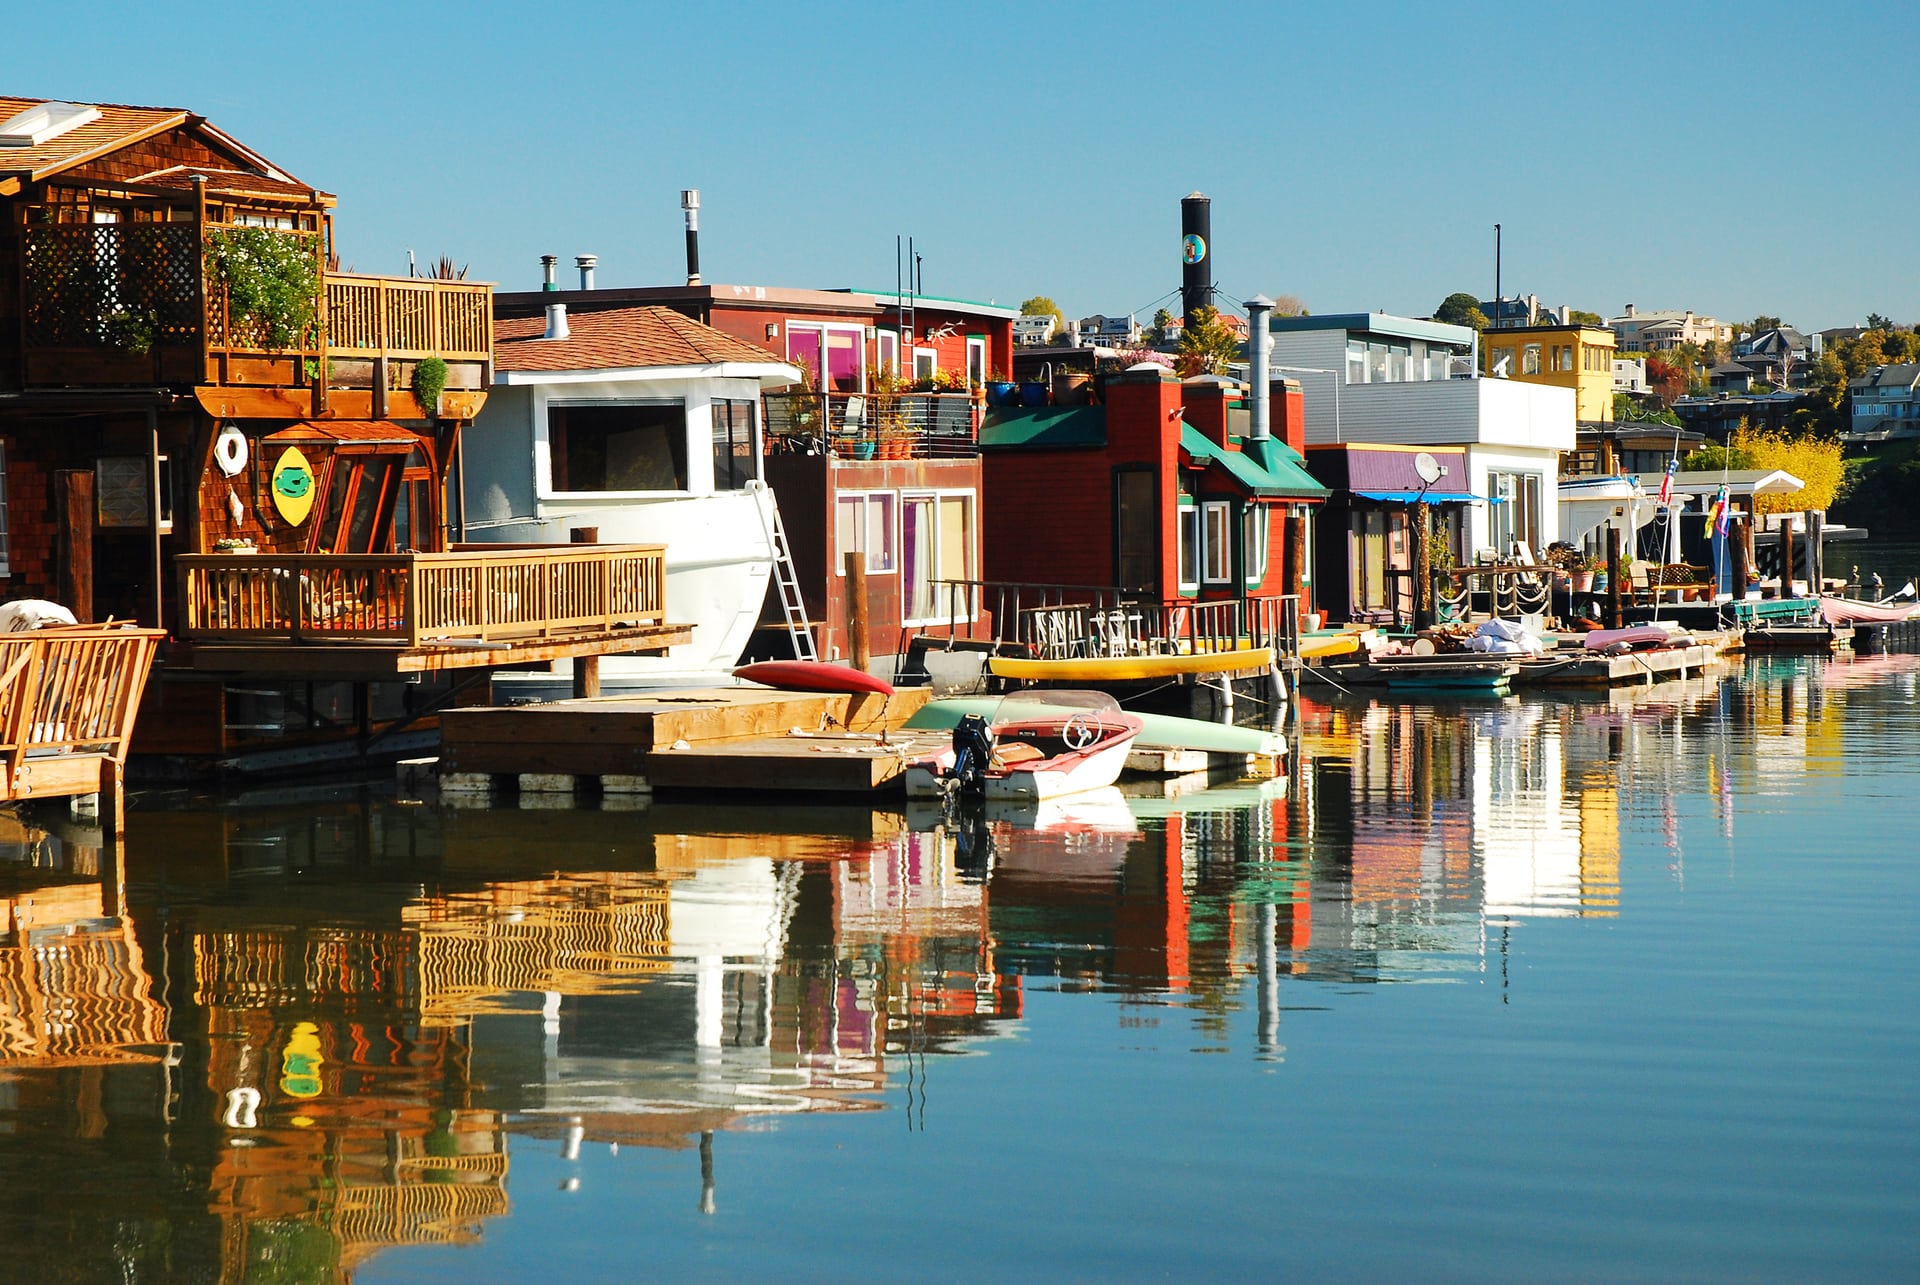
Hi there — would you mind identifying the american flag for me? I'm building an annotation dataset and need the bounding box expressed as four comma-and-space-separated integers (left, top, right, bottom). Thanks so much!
1658, 457, 1678, 506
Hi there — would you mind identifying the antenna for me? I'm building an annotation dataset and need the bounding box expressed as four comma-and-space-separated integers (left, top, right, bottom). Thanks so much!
1414, 452, 1445, 486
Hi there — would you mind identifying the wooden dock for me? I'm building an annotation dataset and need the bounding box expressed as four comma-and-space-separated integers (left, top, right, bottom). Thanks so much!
1303, 634, 1732, 691
438, 685, 946, 795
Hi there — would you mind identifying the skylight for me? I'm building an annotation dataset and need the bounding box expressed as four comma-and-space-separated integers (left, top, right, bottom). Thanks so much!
0, 101, 103, 148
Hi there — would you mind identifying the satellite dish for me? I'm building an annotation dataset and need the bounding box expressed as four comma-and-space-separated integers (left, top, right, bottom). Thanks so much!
1414, 452, 1444, 486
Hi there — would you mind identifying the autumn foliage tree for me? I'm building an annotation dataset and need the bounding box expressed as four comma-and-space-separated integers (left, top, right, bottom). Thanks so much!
1645, 353, 1690, 405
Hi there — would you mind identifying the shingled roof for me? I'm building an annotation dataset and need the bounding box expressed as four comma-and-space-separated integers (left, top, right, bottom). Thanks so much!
495, 305, 791, 373
0, 94, 321, 198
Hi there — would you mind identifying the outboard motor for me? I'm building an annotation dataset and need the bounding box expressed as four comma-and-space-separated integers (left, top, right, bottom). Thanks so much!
947, 714, 995, 796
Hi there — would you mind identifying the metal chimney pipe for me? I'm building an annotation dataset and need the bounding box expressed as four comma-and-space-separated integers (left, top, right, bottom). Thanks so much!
680, 189, 701, 286
540, 254, 558, 292
1246, 294, 1274, 441
575, 254, 597, 291
543, 302, 569, 341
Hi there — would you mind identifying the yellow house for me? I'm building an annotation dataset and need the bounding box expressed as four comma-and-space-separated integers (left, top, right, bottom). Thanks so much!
1481, 324, 1617, 421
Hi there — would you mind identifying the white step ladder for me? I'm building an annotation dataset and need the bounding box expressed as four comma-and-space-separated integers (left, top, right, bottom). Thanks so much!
758, 486, 817, 661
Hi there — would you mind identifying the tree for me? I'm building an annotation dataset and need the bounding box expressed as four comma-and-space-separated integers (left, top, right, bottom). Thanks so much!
1020, 296, 1066, 331
1646, 353, 1689, 406
1175, 305, 1240, 376
1272, 294, 1309, 318
1741, 315, 1784, 337
1866, 312, 1895, 332
1143, 307, 1175, 347
1433, 292, 1489, 330
1569, 309, 1604, 326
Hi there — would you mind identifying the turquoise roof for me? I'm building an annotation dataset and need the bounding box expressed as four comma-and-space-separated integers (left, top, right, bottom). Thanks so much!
979, 405, 1106, 448
1180, 425, 1329, 499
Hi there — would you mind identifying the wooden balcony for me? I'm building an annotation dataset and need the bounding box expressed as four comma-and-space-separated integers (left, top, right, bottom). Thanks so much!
14, 221, 493, 407
0, 624, 164, 810
173, 544, 687, 677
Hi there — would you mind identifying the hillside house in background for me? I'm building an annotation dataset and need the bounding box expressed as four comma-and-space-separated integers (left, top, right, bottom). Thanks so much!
1846, 364, 1920, 443
1605, 305, 1733, 352
0, 94, 683, 771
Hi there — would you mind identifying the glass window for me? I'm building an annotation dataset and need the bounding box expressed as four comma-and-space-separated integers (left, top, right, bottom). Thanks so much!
1368, 341, 1389, 384
1202, 501, 1232, 583
966, 337, 987, 389
903, 492, 975, 623
877, 330, 900, 381
1114, 469, 1157, 592
549, 403, 686, 492
1243, 504, 1269, 586
913, 348, 937, 383
789, 324, 864, 392
1522, 344, 1542, 375
1177, 502, 1199, 592
1488, 470, 1543, 557
1346, 339, 1367, 385
835, 491, 895, 574
711, 399, 758, 491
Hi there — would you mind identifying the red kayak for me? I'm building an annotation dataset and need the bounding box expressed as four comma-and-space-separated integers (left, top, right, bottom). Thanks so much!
733, 660, 896, 696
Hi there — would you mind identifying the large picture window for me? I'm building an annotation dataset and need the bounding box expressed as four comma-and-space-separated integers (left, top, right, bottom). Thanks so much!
711, 399, 758, 491
788, 323, 866, 393
549, 403, 686, 492
903, 491, 975, 623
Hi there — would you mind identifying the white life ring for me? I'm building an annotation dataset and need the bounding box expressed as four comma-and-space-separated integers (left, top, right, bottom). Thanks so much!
214, 424, 248, 477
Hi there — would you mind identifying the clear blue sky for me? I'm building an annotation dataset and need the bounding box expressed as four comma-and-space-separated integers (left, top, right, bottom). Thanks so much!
16, 0, 1913, 331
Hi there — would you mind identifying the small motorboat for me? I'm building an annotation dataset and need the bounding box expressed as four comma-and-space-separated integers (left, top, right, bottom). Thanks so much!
903, 690, 1143, 802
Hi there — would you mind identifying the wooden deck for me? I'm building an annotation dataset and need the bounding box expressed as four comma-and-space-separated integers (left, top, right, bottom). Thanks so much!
438, 686, 939, 790
0, 624, 164, 823
172, 543, 686, 675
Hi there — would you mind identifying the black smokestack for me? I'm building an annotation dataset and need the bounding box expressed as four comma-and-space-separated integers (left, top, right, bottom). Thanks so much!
1181, 191, 1212, 330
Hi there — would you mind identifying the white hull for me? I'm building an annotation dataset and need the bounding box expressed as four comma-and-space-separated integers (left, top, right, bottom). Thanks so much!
902, 730, 1138, 801
479, 485, 777, 679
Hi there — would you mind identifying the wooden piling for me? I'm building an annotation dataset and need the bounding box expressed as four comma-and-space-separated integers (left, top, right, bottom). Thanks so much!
845, 552, 870, 671
1606, 525, 1623, 629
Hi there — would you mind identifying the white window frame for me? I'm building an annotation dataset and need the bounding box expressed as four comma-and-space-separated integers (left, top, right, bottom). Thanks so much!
876, 330, 900, 381
965, 336, 988, 389
912, 347, 938, 383
788, 321, 869, 392
1202, 501, 1233, 585
900, 488, 978, 626
835, 490, 896, 575
1177, 498, 1199, 594
1243, 503, 1270, 588
538, 397, 691, 499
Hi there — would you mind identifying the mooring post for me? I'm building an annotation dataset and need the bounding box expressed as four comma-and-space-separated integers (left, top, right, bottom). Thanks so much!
845, 552, 871, 672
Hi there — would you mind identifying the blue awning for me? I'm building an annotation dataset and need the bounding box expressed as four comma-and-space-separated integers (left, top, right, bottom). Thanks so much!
1353, 489, 1487, 504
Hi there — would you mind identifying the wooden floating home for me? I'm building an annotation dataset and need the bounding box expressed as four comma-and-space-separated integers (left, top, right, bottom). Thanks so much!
0, 95, 688, 774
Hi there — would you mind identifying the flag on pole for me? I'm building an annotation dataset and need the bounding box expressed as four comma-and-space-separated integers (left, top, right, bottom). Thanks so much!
1714, 484, 1730, 537
1658, 457, 1678, 506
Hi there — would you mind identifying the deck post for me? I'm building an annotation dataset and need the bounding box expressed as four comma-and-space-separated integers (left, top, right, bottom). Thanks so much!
846, 552, 871, 671
574, 654, 601, 699
1780, 514, 1796, 595
1606, 526, 1623, 629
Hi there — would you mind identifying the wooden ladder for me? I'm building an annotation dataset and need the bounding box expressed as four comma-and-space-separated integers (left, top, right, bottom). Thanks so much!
760, 488, 818, 662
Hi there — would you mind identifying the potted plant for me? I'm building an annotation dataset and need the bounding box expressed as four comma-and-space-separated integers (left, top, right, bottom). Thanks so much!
1570, 551, 1603, 594
986, 368, 1018, 407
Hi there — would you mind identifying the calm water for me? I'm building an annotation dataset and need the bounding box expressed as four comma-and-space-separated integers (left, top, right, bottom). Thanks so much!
4, 654, 1920, 1282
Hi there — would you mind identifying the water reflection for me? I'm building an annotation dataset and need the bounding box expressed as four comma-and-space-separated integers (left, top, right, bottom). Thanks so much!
4, 653, 1918, 1277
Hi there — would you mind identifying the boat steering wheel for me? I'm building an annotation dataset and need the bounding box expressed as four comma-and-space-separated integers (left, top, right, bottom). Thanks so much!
1061, 714, 1099, 751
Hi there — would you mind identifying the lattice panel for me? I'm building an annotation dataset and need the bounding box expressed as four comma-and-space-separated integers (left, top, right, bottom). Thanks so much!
21, 224, 200, 348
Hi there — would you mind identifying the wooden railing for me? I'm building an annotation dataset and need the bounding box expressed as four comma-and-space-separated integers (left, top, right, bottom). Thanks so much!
176, 545, 666, 646
15, 223, 492, 386
325, 273, 493, 362
0, 625, 165, 799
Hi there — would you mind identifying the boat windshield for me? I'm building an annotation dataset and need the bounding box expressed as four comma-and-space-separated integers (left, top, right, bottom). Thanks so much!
990, 689, 1124, 728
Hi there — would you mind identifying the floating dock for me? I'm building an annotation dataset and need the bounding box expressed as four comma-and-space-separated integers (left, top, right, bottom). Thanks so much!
438, 686, 945, 795
1303, 634, 1732, 690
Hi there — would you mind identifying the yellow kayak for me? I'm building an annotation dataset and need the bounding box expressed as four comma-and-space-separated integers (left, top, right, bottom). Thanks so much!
989, 647, 1274, 682
1299, 632, 1364, 660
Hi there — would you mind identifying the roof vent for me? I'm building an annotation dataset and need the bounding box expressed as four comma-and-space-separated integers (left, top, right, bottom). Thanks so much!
0, 101, 102, 149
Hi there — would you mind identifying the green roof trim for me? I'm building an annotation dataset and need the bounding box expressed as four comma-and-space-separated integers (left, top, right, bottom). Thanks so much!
1180, 424, 1329, 499
979, 405, 1107, 449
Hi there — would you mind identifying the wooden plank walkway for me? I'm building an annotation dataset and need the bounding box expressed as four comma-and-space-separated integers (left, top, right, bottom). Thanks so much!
438, 686, 938, 790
